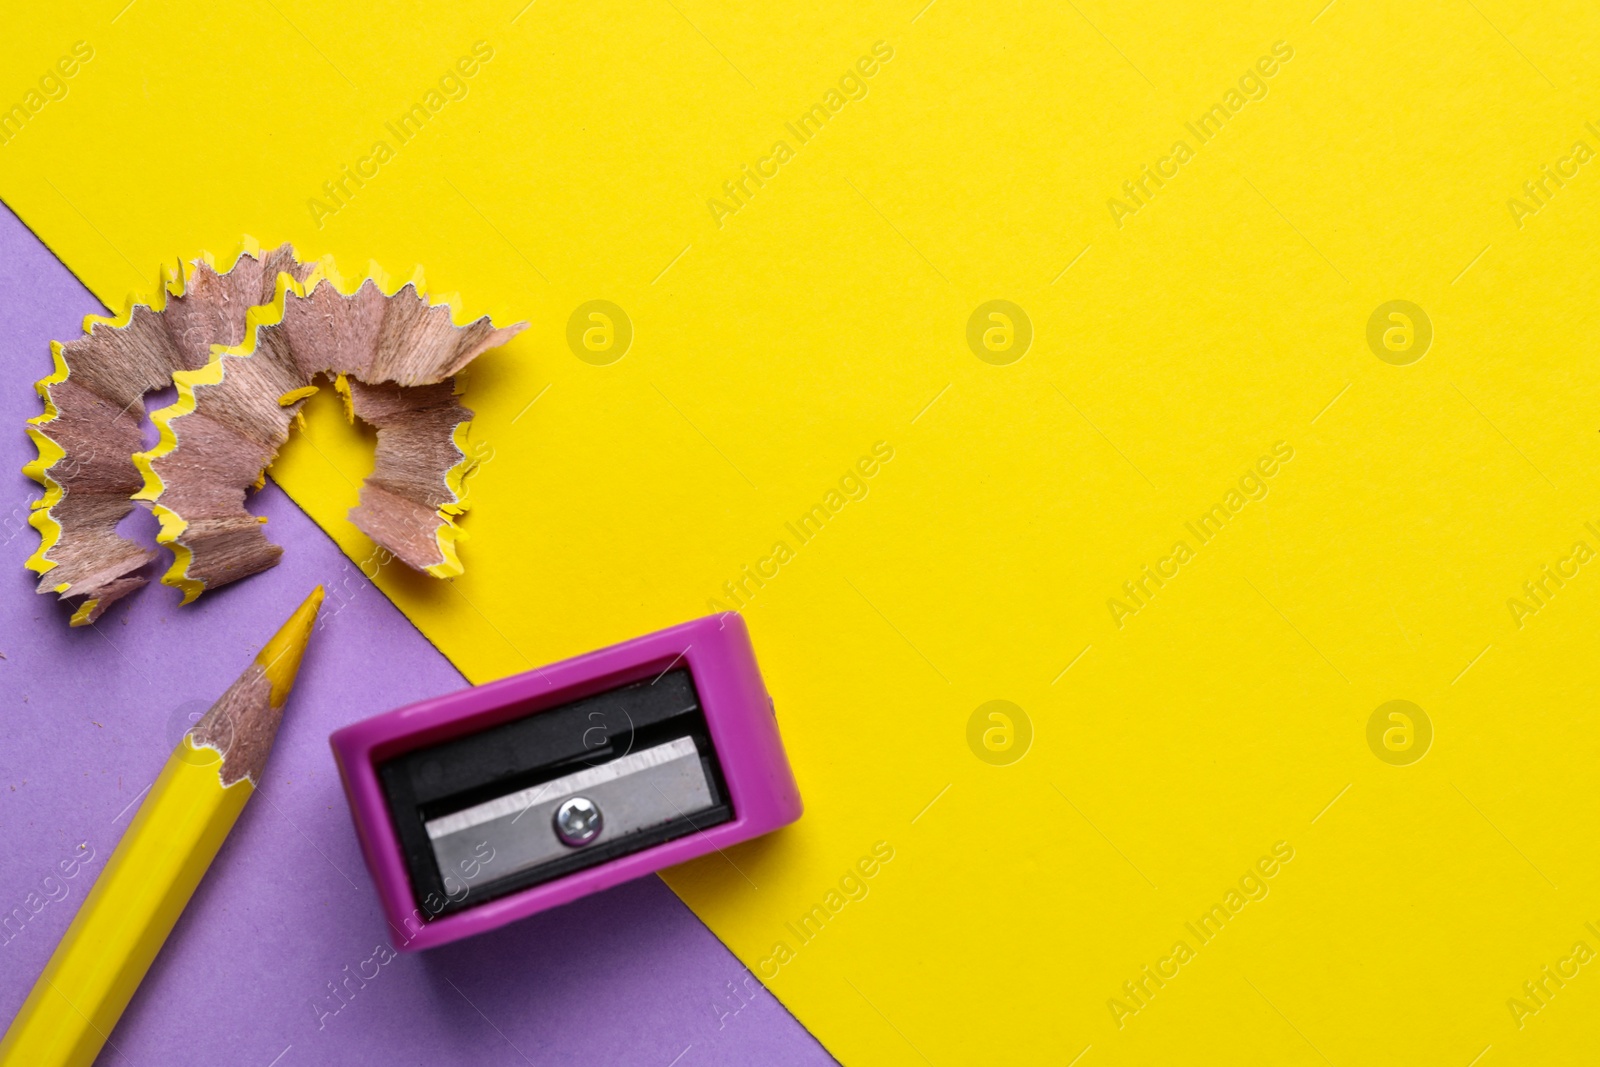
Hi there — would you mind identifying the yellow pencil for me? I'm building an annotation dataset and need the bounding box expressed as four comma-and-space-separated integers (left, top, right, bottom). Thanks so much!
0, 586, 324, 1067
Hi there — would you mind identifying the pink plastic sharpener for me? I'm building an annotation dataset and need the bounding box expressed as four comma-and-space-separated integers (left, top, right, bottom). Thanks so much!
328, 613, 801, 950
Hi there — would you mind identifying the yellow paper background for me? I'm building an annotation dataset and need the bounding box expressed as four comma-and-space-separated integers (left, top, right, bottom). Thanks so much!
6, 1, 1600, 1061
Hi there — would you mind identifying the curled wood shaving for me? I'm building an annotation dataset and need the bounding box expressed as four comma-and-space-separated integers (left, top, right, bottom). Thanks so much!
23, 242, 312, 624
24, 241, 525, 623
133, 260, 525, 602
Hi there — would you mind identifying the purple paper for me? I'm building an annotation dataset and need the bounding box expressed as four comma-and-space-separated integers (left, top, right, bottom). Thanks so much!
0, 204, 834, 1067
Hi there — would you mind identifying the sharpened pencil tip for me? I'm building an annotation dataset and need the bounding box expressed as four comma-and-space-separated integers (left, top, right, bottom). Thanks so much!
257, 586, 324, 707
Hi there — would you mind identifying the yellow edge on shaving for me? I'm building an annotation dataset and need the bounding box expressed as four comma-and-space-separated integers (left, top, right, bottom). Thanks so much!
427, 417, 478, 578
67, 598, 100, 626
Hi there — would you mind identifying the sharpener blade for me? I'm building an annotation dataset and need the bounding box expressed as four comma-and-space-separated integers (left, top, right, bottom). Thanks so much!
424, 736, 714, 888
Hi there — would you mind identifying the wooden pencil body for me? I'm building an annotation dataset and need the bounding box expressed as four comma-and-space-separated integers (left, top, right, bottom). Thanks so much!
0, 742, 251, 1067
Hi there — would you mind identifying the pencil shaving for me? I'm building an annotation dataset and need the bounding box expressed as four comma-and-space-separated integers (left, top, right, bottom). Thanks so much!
343, 378, 480, 577
136, 270, 525, 600
23, 242, 314, 625
23, 240, 526, 623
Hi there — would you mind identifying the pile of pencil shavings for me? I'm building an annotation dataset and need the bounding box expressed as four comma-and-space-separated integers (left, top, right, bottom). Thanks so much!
22, 238, 527, 625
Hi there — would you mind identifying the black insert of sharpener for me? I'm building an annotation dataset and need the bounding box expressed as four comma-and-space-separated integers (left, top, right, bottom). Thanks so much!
378, 669, 732, 919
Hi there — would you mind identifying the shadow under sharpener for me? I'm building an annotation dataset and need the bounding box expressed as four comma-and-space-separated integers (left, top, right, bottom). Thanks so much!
328, 614, 802, 951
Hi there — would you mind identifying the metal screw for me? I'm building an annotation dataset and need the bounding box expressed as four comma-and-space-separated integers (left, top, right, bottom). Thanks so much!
554, 796, 602, 846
